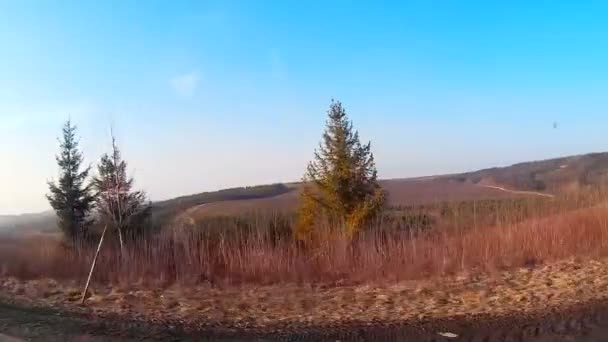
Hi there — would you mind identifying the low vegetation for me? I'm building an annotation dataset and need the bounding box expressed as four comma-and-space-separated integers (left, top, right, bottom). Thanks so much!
2, 188, 608, 286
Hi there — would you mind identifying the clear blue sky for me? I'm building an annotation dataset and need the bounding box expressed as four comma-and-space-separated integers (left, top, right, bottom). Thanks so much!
1, 0, 608, 214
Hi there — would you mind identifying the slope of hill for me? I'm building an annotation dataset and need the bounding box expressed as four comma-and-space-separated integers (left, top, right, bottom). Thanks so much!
183, 152, 608, 220
150, 183, 293, 224
185, 178, 514, 220
451, 152, 608, 193
6, 152, 608, 232
0, 211, 56, 236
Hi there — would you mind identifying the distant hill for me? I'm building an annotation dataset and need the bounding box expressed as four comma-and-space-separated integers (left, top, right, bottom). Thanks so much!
183, 178, 514, 221
0, 211, 56, 236
451, 152, 608, 193
150, 183, 293, 224
5, 152, 608, 233
184, 152, 608, 220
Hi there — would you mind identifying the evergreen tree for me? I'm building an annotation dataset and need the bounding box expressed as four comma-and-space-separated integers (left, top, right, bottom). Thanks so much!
47, 120, 95, 244
297, 100, 386, 239
93, 136, 150, 251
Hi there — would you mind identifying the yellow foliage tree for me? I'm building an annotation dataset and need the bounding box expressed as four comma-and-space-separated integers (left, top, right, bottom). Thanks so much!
296, 100, 386, 240
295, 186, 318, 241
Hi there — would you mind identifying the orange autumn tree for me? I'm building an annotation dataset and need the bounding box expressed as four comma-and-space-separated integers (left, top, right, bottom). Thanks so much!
296, 100, 386, 241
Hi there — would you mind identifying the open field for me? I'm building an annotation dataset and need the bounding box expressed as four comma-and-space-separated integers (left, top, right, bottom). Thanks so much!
185, 178, 519, 220
4, 153, 608, 340
179, 152, 608, 221
2, 195, 608, 284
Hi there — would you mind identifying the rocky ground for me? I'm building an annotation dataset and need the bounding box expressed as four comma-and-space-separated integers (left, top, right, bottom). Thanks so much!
5, 257, 608, 340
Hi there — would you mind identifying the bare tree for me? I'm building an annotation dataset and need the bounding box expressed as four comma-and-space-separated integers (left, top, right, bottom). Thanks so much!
93, 131, 150, 254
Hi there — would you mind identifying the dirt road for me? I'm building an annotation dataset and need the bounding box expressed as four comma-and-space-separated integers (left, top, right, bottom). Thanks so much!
4, 300, 608, 341
0, 301, 130, 342
0, 333, 24, 342
478, 184, 556, 198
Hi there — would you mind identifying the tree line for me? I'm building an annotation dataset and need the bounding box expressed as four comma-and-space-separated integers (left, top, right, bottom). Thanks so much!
47, 100, 385, 247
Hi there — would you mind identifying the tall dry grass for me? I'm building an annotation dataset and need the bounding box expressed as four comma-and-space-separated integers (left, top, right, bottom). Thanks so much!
2, 190, 608, 287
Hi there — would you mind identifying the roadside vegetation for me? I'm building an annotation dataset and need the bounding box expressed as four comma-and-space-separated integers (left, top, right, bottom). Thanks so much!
3, 100, 608, 289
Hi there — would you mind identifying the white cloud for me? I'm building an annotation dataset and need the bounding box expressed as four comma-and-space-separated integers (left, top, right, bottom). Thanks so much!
170, 71, 201, 97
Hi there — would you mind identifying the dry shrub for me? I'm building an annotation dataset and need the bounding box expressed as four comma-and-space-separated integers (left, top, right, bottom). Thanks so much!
3, 192, 608, 287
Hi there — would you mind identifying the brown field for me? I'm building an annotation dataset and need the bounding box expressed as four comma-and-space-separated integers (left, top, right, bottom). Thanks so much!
4, 153, 608, 340
185, 178, 522, 220
4, 201, 608, 340
178, 152, 608, 221
2, 191, 608, 286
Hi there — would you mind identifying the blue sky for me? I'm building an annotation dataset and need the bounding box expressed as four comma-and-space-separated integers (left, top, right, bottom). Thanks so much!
2, 1, 608, 214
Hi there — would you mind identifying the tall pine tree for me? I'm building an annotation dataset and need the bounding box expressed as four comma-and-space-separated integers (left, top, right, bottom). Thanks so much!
47, 120, 95, 244
93, 135, 150, 251
296, 100, 386, 239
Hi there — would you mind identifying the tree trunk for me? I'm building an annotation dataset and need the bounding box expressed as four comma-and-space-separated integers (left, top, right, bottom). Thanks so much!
117, 225, 125, 256
81, 224, 107, 305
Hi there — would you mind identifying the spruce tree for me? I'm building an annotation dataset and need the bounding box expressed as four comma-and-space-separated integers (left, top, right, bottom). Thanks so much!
297, 100, 386, 239
47, 120, 95, 244
93, 136, 150, 251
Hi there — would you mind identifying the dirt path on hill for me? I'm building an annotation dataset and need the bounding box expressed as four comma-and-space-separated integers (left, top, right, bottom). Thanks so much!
478, 184, 556, 198
4, 299, 608, 341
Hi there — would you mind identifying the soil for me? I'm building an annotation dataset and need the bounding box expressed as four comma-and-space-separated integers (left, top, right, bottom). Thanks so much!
5, 257, 608, 341
4, 299, 608, 341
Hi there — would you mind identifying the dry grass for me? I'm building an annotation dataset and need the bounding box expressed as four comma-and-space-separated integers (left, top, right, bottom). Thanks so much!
4, 257, 608, 331
2, 191, 608, 287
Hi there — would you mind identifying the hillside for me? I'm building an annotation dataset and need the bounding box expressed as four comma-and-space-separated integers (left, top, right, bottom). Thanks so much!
185, 152, 608, 220
184, 177, 516, 221
0, 211, 56, 236
5, 152, 608, 233
150, 183, 293, 224
451, 152, 608, 193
